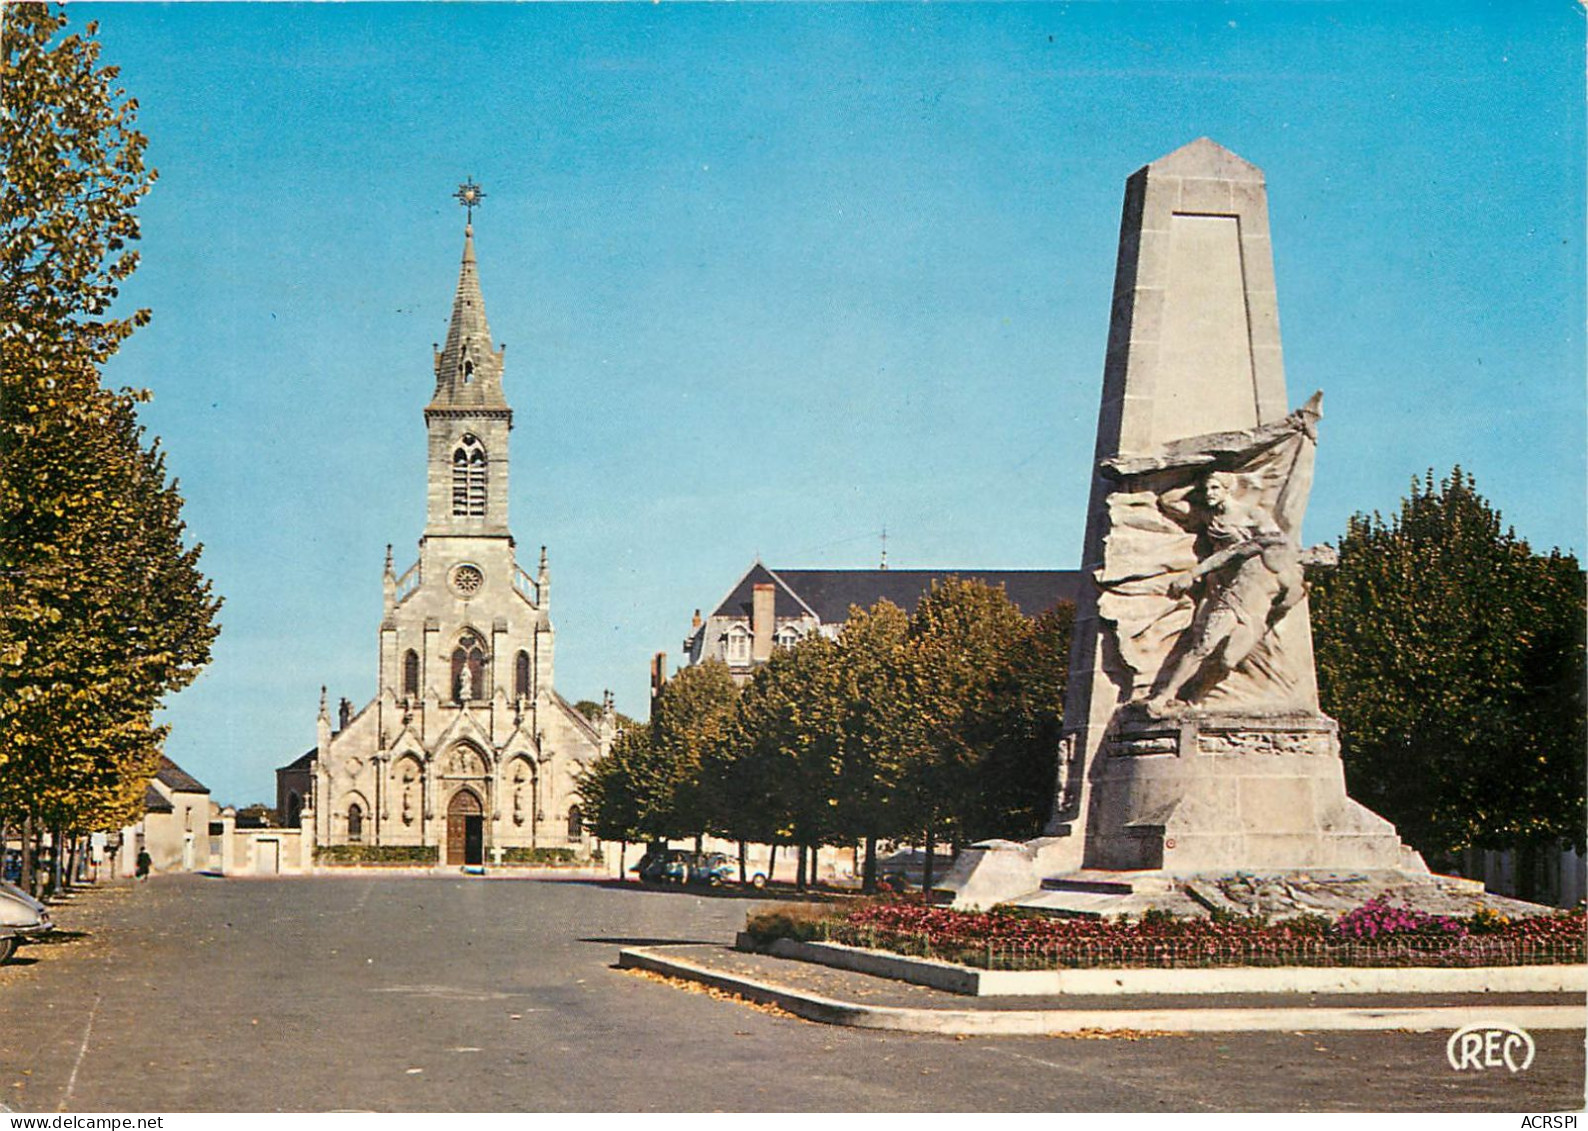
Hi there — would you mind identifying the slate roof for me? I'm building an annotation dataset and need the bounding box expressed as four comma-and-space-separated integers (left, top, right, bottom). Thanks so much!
143, 785, 174, 814
155, 756, 208, 795
279, 748, 317, 773
710, 565, 1084, 624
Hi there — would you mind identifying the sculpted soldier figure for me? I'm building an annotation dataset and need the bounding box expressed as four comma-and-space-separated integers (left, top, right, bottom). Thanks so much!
1142, 468, 1307, 712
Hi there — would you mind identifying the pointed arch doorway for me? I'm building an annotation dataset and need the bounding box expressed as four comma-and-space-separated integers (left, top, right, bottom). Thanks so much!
446, 789, 485, 866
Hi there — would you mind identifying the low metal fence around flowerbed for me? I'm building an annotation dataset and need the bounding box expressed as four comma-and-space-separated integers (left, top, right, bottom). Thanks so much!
745, 897, 1588, 971
812, 922, 1585, 971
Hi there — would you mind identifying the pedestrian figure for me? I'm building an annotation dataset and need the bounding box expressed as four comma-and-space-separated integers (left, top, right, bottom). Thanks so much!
135, 848, 152, 882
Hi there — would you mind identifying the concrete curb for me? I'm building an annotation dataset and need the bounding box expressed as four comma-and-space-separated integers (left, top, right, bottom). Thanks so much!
618, 947, 1588, 1035
745, 935, 1588, 997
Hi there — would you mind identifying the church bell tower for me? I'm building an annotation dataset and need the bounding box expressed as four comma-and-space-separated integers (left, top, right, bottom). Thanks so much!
424, 204, 513, 540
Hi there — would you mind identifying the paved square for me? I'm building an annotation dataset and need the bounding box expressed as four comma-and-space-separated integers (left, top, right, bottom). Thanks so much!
1, 877, 1581, 1112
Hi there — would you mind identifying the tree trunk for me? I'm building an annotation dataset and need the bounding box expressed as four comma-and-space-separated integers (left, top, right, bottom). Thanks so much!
20, 814, 35, 897
767, 843, 778, 886
809, 844, 819, 889
737, 840, 747, 885
795, 842, 808, 891
694, 832, 704, 856
863, 833, 878, 894
618, 839, 627, 878
50, 825, 65, 895
65, 833, 80, 890
922, 824, 937, 897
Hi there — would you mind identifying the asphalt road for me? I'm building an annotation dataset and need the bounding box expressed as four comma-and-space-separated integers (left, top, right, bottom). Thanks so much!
0, 875, 1581, 1113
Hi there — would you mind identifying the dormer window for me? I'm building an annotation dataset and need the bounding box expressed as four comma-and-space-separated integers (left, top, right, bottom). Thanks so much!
775, 626, 801, 650
451, 434, 487, 517
724, 625, 750, 665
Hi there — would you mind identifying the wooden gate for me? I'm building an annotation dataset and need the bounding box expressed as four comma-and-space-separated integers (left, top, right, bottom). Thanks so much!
446, 789, 484, 866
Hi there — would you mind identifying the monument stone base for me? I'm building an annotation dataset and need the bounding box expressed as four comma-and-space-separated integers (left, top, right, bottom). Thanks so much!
1082, 709, 1426, 875
941, 709, 1430, 911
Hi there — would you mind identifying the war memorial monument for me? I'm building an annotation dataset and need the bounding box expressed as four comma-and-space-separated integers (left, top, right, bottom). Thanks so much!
945, 139, 1524, 919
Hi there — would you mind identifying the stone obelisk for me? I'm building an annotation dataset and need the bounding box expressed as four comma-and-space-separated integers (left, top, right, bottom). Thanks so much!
944, 139, 1425, 911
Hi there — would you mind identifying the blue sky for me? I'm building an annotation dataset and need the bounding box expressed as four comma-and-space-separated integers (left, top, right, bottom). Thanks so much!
74, 2, 1585, 805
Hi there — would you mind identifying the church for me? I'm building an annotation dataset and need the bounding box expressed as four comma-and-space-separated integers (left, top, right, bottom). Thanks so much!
279, 191, 612, 867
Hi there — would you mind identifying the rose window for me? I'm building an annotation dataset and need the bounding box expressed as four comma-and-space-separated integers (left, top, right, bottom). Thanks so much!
452, 565, 484, 595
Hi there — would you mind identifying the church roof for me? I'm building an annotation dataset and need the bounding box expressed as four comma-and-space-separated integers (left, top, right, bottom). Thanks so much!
709, 564, 1084, 625
427, 224, 510, 415
155, 756, 208, 795
279, 748, 317, 773
554, 690, 603, 745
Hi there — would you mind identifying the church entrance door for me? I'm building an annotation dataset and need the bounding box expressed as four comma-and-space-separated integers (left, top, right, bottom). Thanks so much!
446, 789, 485, 866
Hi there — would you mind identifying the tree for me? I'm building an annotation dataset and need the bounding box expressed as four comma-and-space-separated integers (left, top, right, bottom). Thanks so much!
904, 577, 1030, 892
833, 599, 918, 890
577, 723, 651, 871
966, 602, 1074, 841
1, 8, 220, 889
715, 634, 845, 888
1310, 468, 1586, 880
645, 659, 739, 845
572, 698, 639, 733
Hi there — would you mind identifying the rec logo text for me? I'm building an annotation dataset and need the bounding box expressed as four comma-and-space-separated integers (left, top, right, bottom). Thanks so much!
1446, 1022, 1535, 1073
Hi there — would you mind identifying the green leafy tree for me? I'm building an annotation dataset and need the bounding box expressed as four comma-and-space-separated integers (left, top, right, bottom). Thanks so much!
577, 723, 650, 870
905, 577, 1030, 891
717, 634, 845, 888
572, 698, 639, 733
1310, 468, 1586, 883
1, 7, 220, 888
833, 599, 919, 890
646, 659, 739, 845
966, 602, 1074, 841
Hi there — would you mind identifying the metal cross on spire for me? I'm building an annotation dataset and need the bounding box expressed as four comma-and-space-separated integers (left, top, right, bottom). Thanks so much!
454, 178, 486, 224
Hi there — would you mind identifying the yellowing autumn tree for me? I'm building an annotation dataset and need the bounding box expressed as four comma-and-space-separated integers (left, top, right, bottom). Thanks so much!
2, 6, 221, 886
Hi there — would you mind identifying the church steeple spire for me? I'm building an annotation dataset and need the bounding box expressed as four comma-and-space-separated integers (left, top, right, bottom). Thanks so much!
423, 183, 514, 538
428, 219, 509, 414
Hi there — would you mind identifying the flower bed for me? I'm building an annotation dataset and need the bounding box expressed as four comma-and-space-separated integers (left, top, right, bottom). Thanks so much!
744, 897, 1586, 971
499, 847, 580, 865
315, 844, 438, 866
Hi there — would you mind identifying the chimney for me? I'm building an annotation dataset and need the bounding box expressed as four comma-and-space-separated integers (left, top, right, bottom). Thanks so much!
752, 583, 775, 663
650, 652, 668, 701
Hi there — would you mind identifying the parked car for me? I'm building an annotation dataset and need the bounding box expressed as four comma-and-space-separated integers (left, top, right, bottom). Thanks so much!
630, 848, 763, 887
0, 879, 52, 964
687, 852, 736, 886
631, 848, 691, 884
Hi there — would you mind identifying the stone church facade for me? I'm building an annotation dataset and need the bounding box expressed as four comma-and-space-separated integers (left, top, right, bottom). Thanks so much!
280, 218, 612, 866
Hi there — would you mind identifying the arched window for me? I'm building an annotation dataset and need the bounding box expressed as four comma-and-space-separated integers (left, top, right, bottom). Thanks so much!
347, 802, 364, 843
514, 650, 531, 699
451, 434, 488, 518
567, 804, 583, 838
451, 631, 487, 702
402, 650, 420, 699
462, 358, 475, 384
